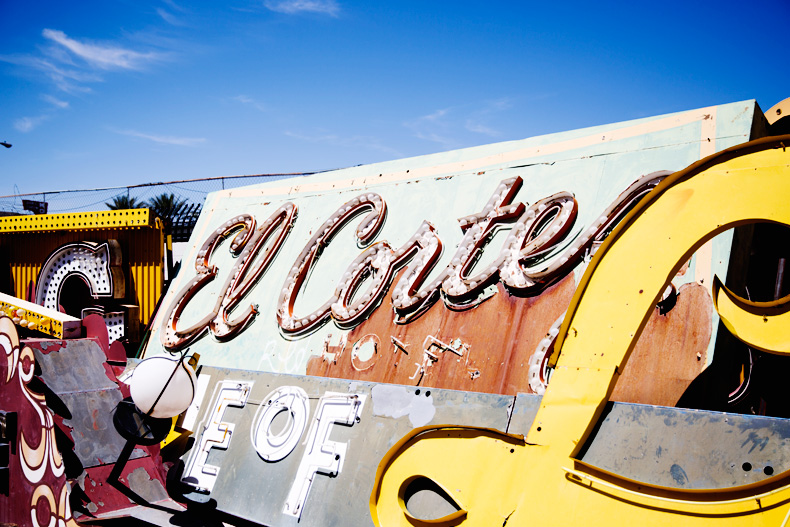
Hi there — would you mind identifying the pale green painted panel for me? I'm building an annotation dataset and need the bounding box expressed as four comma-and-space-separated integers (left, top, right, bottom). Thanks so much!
145, 100, 759, 385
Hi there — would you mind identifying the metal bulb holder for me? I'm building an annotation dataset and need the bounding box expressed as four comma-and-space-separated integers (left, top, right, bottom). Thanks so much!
109, 351, 198, 508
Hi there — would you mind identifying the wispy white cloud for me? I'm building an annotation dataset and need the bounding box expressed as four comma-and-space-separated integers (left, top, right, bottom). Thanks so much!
463, 98, 512, 137
157, 1, 188, 26
404, 107, 458, 147
264, 0, 340, 17
15, 115, 48, 133
285, 130, 401, 157
156, 8, 183, 26
3, 28, 172, 135
0, 55, 98, 93
41, 94, 70, 109
421, 108, 450, 122
3, 28, 167, 97
163, 0, 185, 10
465, 120, 499, 137
37, 60, 100, 94
483, 97, 513, 112
405, 98, 514, 146
115, 129, 206, 147
42, 29, 164, 70
233, 95, 267, 112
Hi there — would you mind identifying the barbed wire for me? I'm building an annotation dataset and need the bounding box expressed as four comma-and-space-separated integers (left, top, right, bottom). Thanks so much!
0, 172, 319, 215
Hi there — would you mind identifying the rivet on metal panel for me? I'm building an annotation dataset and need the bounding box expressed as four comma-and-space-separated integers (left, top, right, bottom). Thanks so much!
391, 336, 408, 354
408, 363, 424, 381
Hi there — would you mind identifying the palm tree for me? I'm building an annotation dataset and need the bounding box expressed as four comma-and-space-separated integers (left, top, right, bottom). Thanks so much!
145, 193, 187, 235
106, 194, 142, 210
146, 193, 188, 283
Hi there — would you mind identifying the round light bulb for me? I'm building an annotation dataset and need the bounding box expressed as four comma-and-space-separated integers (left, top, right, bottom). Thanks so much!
129, 356, 197, 419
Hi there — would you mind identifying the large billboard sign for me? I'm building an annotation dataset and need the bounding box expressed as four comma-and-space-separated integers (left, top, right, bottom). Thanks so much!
144, 100, 760, 405
153, 132, 790, 527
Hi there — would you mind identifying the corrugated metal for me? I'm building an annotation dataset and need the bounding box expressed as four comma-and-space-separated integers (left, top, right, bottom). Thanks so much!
0, 217, 163, 327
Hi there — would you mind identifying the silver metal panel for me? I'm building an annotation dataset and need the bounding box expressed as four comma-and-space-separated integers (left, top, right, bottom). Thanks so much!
508, 394, 790, 489
33, 339, 118, 392
181, 367, 513, 527
505, 392, 541, 435
59, 390, 146, 466
32, 339, 146, 467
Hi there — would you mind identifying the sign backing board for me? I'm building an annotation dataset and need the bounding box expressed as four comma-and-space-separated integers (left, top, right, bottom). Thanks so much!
143, 100, 761, 404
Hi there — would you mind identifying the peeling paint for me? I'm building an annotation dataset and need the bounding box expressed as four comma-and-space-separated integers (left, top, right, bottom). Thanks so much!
127, 467, 170, 504
371, 384, 436, 427
38, 340, 65, 352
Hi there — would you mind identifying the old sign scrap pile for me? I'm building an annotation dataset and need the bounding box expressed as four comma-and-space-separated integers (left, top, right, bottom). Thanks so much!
0, 315, 183, 527
3, 98, 790, 527
0, 208, 164, 346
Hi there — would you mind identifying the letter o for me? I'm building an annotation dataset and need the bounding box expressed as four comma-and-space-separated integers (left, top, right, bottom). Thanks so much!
251, 386, 309, 462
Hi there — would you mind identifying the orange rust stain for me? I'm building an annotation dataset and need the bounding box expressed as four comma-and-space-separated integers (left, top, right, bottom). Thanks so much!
307, 272, 713, 405
92, 408, 101, 430
306, 271, 576, 396
611, 282, 712, 406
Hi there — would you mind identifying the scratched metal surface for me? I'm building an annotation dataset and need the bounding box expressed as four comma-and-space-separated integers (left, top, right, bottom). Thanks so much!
143, 100, 761, 393
508, 393, 790, 489
32, 339, 118, 392
179, 366, 514, 527
30, 339, 146, 467
57, 390, 149, 466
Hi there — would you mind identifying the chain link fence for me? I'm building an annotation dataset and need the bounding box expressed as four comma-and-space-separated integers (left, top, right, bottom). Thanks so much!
0, 172, 317, 216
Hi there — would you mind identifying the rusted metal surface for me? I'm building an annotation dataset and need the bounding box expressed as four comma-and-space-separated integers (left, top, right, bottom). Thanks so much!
28, 338, 148, 468
611, 282, 712, 406
32, 338, 119, 392
307, 277, 712, 406
144, 100, 762, 413
307, 273, 575, 396
21, 333, 173, 522
80, 459, 176, 519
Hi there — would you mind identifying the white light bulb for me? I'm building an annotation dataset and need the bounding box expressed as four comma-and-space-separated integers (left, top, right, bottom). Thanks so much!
129, 356, 197, 419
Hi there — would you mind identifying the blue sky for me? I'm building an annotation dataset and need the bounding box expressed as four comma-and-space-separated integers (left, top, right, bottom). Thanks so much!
1, 0, 788, 200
